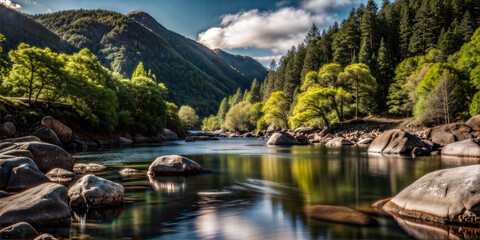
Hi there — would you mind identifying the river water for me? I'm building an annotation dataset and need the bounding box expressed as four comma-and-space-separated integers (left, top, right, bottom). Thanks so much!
51, 138, 479, 239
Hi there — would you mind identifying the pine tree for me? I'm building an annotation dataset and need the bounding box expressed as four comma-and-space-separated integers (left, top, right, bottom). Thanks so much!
216, 97, 229, 124
284, 44, 306, 97
359, 39, 372, 66
438, 27, 462, 55
301, 40, 321, 80
457, 11, 476, 42
376, 38, 395, 108
398, 4, 412, 59
409, 0, 438, 55
263, 60, 276, 101
231, 88, 243, 107
249, 79, 261, 103
360, 0, 378, 51
305, 23, 320, 43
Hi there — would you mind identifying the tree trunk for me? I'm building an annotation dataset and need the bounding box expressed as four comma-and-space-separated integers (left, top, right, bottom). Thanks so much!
355, 80, 359, 119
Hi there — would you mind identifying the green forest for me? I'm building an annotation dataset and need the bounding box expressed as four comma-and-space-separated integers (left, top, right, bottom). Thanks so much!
203, 0, 480, 131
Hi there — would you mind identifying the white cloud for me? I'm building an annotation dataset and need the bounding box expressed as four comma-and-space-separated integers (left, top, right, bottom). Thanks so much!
253, 55, 283, 67
0, 0, 21, 9
301, 0, 361, 13
198, 8, 336, 54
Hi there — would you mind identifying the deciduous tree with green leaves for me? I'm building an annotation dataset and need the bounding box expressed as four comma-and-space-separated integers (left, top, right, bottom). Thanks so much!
262, 91, 291, 129
338, 63, 376, 118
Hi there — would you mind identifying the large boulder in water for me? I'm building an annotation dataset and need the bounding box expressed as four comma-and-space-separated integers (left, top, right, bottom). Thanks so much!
431, 123, 473, 146
267, 132, 301, 145
0, 183, 71, 227
148, 155, 202, 175
382, 165, 480, 224
0, 122, 15, 138
46, 168, 76, 182
68, 174, 124, 209
368, 129, 424, 155
441, 139, 480, 157
19, 142, 74, 173
304, 205, 377, 226
41, 116, 72, 142
0, 222, 39, 239
293, 127, 316, 135
33, 127, 62, 147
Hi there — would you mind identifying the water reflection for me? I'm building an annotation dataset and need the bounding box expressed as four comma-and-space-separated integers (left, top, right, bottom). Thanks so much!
66, 138, 480, 239
148, 175, 186, 194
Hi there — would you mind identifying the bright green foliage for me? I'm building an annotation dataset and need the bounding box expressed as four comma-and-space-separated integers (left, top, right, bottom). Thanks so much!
178, 105, 199, 130
387, 56, 421, 115
338, 63, 377, 118
201, 115, 221, 131
0, 34, 9, 84
301, 64, 343, 91
249, 102, 263, 128
131, 62, 148, 79
470, 92, 480, 116
262, 91, 291, 129
5, 43, 65, 103
129, 76, 167, 133
256, 116, 268, 132
414, 68, 464, 124
223, 101, 254, 132
290, 87, 352, 128
165, 102, 184, 136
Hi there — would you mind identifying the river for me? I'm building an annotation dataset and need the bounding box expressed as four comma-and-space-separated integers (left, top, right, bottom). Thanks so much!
47, 138, 479, 239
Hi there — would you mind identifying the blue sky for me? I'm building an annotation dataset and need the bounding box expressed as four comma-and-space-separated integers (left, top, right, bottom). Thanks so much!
3, 0, 382, 66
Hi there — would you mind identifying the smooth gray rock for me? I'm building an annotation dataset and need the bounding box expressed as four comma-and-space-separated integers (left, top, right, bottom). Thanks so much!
441, 139, 480, 157
0, 222, 39, 239
41, 116, 73, 142
34, 233, 59, 240
267, 132, 300, 145
73, 163, 106, 173
466, 115, 480, 131
382, 165, 480, 224
119, 168, 140, 176
6, 163, 50, 192
118, 137, 133, 145
33, 127, 62, 147
0, 183, 71, 226
148, 155, 202, 175
357, 138, 374, 146
325, 137, 354, 147
293, 127, 316, 135
0, 157, 39, 190
162, 129, 179, 141
0, 122, 15, 138
19, 142, 74, 173
431, 123, 473, 146
68, 175, 124, 209
368, 129, 424, 155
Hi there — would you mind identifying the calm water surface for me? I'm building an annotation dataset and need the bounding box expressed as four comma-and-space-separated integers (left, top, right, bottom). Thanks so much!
51, 138, 480, 239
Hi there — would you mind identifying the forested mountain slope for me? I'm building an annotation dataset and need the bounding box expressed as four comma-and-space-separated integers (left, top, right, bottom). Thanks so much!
126, 11, 262, 84
213, 49, 267, 82
0, 5, 74, 54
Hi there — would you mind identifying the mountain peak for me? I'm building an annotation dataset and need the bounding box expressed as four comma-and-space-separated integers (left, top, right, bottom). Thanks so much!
126, 10, 167, 31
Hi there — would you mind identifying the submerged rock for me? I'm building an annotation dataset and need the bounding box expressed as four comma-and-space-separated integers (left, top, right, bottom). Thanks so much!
325, 137, 354, 147
68, 175, 124, 209
441, 139, 480, 157
46, 168, 76, 182
119, 168, 140, 176
19, 142, 75, 173
267, 132, 300, 145
0, 183, 71, 227
382, 165, 480, 224
368, 129, 424, 155
0, 222, 39, 239
73, 163, 106, 173
148, 155, 202, 175
304, 205, 377, 226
